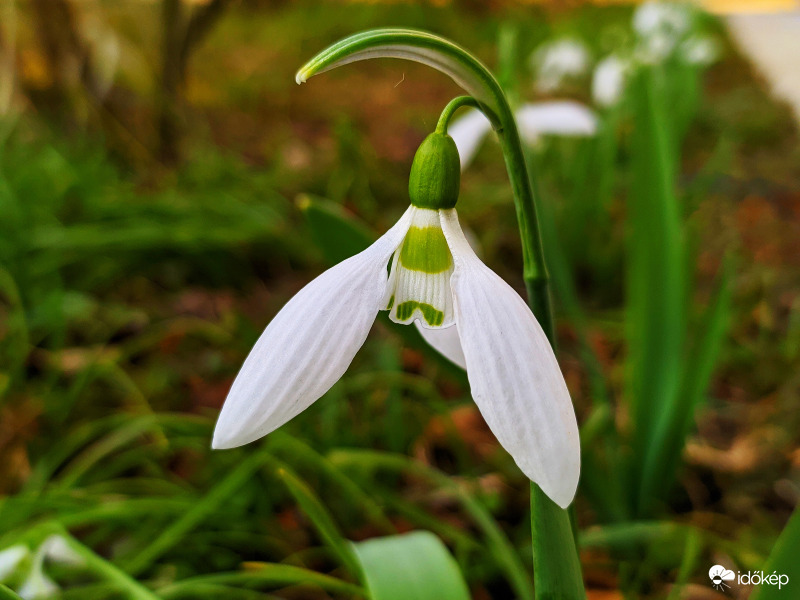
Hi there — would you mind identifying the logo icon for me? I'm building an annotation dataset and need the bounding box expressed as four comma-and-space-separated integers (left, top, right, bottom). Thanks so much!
709, 565, 735, 591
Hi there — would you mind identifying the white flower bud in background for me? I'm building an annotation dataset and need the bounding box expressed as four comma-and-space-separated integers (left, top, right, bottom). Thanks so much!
0, 545, 29, 582
633, 1, 690, 39
40, 536, 84, 568
0, 536, 84, 599
531, 38, 591, 93
681, 35, 721, 66
593, 55, 628, 107
516, 101, 597, 145
16, 543, 57, 600
17, 569, 58, 600
449, 101, 597, 169
633, 2, 692, 63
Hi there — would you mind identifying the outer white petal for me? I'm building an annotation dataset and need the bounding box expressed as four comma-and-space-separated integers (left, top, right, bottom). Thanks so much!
0, 545, 28, 581
633, 2, 690, 39
414, 322, 466, 369
17, 570, 58, 600
680, 35, 719, 66
40, 536, 83, 567
440, 210, 580, 508
531, 38, 591, 93
515, 102, 597, 146
446, 109, 492, 170
213, 208, 413, 449
592, 56, 627, 108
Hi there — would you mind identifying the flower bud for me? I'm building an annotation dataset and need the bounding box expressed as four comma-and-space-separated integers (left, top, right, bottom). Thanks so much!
409, 132, 461, 210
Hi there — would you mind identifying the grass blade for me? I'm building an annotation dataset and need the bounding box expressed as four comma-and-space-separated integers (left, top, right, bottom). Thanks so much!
122, 449, 272, 576
644, 258, 733, 502
627, 65, 687, 517
0, 585, 22, 600
276, 464, 361, 577
158, 564, 365, 599
749, 508, 800, 600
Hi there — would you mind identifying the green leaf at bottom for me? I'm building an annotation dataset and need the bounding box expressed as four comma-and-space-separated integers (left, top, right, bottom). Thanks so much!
352, 531, 470, 600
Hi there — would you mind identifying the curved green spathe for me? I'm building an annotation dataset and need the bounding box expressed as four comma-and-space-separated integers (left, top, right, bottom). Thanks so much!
295, 28, 502, 129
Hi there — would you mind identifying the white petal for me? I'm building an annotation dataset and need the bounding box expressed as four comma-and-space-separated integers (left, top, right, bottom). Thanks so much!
531, 38, 591, 93
440, 210, 580, 508
680, 35, 719, 66
213, 208, 413, 449
414, 322, 466, 369
40, 536, 83, 567
515, 102, 597, 146
383, 208, 455, 329
633, 2, 690, 38
592, 56, 627, 107
446, 109, 492, 169
18, 570, 58, 600
0, 545, 28, 581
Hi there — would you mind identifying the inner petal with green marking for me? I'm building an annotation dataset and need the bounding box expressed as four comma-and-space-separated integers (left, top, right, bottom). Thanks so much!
382, 207, 455, 328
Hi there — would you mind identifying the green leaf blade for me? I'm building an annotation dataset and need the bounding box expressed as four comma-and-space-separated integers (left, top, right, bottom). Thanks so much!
626, 66, 687, 517
749, 508, 800, 600
352, 531, 470, 600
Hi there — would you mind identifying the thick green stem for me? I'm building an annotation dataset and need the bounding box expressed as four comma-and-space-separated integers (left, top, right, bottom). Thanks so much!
531, 487, 586, 600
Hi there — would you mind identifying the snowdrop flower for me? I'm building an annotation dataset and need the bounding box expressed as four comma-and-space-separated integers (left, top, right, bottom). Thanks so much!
38, 536, 83, 568
531, 38, 591, 93
680, 35, 720, 66
16, 544, 57, 600
633, 2, 692, 62
0, 536, 84, 599
213, 131, 580, 507
448, 101, 597, 169
592, 55, 628, 108
17, 568, 58, 600
633, 2, 690, 39
0, 545, 28, 582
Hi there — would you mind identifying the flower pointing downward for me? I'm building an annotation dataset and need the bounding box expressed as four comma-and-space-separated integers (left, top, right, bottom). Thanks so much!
213, 129, 580, 509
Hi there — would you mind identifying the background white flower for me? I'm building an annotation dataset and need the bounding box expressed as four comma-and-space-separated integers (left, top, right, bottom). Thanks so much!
0, 536, 84, 600
593, 55, 628, 108
0, 545, 29, 582
531, 38, 591, 93
448, 102, 597, 169
681, 35, 720, 66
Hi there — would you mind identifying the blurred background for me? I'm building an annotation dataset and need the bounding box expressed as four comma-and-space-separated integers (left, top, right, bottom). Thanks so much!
0, 1, 798, 598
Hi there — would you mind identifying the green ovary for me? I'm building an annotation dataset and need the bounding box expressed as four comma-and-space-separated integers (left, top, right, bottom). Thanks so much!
399, 226, 452, 273
395, 301, 445, 326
